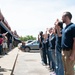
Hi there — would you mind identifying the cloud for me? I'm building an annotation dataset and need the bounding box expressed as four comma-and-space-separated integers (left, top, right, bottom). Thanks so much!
0, 0, 75, 37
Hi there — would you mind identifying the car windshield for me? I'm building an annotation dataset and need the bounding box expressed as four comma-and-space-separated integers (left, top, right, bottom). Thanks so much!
26, 40, 33, 44
26, 40, 39, 45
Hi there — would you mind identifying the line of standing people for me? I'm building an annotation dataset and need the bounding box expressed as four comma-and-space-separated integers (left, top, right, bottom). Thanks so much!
0, 32, 8, 55
0, 32, 13, 55
38, 11, 75, 75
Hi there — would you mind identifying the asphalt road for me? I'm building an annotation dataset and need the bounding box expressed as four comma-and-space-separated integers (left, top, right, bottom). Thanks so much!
13, 50, 50, 75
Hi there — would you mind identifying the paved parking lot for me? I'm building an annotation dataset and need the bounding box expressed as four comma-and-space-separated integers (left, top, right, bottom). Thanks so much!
13, 50, 50, 75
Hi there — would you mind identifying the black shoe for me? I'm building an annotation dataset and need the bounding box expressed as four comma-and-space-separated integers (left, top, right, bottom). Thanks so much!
5, 53, 8, 55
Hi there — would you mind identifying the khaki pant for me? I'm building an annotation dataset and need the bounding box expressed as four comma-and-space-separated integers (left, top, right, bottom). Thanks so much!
62, 50, 75, 75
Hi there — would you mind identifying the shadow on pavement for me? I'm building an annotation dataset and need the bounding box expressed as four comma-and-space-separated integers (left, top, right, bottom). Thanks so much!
30, 50, 40, 53
0, 67, 12, 72
19, 49, 40, 53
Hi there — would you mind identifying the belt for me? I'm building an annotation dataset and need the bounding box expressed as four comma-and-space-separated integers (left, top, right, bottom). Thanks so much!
63, 49, 72, 51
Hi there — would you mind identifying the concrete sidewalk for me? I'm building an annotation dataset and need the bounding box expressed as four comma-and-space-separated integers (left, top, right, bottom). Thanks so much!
0, 48, 55, 75
13, 50, 51, 75
0, 47, 19, 75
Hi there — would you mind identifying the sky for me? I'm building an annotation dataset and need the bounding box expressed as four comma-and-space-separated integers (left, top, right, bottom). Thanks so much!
0, 0, 75, 38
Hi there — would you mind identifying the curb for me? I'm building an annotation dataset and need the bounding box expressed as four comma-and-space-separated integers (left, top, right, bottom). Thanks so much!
11, 52, 19, 75
0, 47, 19, 75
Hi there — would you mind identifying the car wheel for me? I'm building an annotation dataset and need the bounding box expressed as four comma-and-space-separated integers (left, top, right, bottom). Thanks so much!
25, 47, 30, 52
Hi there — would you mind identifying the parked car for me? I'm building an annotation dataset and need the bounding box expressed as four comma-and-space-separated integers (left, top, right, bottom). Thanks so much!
25, 40, 33, 44
25, 40, 39, 52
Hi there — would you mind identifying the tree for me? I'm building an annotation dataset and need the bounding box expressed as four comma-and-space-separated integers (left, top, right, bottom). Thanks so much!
20, 35, 36, 41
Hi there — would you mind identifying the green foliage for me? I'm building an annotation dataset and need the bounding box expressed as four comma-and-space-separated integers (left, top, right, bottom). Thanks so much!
20, 35, 36, 41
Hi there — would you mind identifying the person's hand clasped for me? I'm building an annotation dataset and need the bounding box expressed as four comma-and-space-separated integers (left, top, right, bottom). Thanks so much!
69, 54, 75, 61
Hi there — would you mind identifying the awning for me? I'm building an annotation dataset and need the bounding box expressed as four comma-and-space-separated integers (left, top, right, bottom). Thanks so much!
0, 21, 21, 42
14, 37, 21, 42
0, 21, 13, 37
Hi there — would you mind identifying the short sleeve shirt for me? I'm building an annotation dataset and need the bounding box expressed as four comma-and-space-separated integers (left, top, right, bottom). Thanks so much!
39, 36, 44, 48
0, 38, 3, 44
62, 23, 75, 49
49, 34, 56, 49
